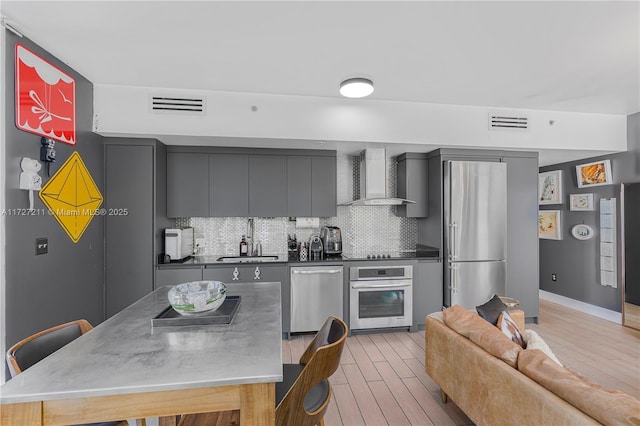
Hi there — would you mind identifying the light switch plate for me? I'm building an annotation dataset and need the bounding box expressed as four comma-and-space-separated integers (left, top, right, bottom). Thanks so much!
36, 237, 48, 255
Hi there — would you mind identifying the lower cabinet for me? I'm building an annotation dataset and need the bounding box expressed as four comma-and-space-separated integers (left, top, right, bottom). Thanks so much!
203, 264, 286, 283
204, 264, 290, 337
413, 260, 443, 331
155, 267, 204, 288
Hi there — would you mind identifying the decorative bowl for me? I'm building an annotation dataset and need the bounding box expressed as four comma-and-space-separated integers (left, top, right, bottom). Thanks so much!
167, 281, 227, 316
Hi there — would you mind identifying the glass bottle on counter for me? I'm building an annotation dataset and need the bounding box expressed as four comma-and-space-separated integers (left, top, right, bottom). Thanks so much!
239, 235, 248, 256
299, 242, 308, 261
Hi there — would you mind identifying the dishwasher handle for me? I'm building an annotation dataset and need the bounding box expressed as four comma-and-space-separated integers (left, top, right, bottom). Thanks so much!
291, 269, 342, 275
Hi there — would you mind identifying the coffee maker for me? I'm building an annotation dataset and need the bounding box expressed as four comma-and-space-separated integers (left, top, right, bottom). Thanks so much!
308, 235, 324, 261
320, 226, 342, 256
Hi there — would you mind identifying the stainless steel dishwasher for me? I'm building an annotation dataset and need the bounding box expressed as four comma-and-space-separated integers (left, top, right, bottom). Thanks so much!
290, 265, 344, 333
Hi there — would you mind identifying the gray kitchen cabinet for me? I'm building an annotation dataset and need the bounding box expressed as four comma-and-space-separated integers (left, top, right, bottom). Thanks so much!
396, 153, 428, 218
203, 264, 286, 283
287, 155, 337, 217
167, 147, 336, 217
413, 260, 443, 331
287, 156, 312, 217
204, 264, 290, 336
156, 267, 203, 287
167, 152, 209, 218
105, 139, 173, 318
504, 155, 539, 322
249, 155, 287, 217
311, 156, 337, 217
210, 154, 249, 217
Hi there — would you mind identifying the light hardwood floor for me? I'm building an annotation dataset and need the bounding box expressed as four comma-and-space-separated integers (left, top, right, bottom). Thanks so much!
282, 299, 640, 426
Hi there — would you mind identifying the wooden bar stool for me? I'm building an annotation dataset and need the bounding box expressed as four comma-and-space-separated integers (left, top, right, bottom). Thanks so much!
6, 319, 135, 426
178, 315, 348, 426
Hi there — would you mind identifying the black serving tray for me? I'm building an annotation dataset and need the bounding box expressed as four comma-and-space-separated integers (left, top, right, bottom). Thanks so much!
152, 296, 240, 327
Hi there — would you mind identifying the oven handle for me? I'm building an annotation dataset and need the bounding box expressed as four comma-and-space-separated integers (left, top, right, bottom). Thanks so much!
292, 269, 342, 274
351, 282, 412, 289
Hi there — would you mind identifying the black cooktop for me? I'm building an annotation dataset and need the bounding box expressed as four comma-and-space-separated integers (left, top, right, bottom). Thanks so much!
342, 250, 439, 261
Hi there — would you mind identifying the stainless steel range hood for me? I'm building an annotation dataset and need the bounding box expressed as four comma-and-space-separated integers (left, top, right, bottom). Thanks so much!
341, 148, 416, 206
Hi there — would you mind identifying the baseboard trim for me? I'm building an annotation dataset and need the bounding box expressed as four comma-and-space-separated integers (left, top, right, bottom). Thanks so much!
539, 290, 622, 324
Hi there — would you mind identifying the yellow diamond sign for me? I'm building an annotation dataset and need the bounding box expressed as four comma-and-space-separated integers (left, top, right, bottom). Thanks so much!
39, 151, 103, 243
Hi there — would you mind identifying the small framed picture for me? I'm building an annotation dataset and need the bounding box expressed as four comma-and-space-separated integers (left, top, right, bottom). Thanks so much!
538, 170, 563, 205
539, 210, 562, 240
569, 193, 595, 211
576, 160, 613, 188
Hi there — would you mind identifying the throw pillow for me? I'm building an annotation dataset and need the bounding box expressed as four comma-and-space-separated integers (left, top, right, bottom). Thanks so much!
524, 329, 562, 366
497, 310, 526, 348
476, 294, 507, 325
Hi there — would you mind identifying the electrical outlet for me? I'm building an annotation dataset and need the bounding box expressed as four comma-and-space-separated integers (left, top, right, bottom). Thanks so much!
551, 273, 557, 281
36, 237, 48, 255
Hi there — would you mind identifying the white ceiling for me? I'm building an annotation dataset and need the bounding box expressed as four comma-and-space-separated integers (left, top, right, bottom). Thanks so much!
2, 1, 638, 165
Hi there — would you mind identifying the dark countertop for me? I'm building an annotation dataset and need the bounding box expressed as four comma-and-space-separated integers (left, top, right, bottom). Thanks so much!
157, 245, 440, 268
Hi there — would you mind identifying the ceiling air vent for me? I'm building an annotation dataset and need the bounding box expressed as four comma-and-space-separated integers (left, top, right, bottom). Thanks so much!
150, 95, 206, 115
489, 113, 529, 131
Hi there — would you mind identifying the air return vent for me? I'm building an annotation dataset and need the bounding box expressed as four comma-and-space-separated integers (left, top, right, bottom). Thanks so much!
150, 96, 206, 115
489, 113, 529, 130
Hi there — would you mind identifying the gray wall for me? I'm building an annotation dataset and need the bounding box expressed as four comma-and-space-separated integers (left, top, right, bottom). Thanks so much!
4, 32, 105, 357
539, 113, 640, 311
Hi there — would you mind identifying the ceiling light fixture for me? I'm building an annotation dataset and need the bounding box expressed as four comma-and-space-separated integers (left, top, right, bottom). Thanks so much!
340, 78, 374, 98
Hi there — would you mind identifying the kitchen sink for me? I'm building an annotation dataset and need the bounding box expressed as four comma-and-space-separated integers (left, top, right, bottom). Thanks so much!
216, 255, 280, 263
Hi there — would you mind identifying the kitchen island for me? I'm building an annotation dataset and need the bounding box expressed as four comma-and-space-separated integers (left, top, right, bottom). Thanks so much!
0, 282, 282, 425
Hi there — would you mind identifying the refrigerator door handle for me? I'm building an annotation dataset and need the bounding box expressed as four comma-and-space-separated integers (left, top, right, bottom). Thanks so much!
451, 263, 458, 294
449, 222, 458, 260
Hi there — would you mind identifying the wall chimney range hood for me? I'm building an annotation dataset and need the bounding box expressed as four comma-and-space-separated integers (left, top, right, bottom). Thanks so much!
341, 148, 416, 206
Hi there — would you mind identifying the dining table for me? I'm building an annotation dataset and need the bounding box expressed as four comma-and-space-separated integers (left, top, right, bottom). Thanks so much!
0, 281, 283, 426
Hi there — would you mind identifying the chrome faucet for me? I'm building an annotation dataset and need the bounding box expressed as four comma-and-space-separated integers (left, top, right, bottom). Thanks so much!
247, 217, 255, 256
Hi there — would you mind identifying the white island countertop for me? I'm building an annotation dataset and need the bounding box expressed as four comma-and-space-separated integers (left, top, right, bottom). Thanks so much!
1, 281, 283, 404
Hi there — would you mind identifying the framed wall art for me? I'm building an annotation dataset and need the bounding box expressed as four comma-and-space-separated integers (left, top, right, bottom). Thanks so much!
538, 210, 562, 240
15, 43, 76, 145
569, 193, 595, 211
576, 160, 612, 188
538, 170, 563, 205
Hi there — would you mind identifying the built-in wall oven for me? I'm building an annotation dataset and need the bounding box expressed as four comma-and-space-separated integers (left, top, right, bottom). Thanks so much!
349, 265, 413, 330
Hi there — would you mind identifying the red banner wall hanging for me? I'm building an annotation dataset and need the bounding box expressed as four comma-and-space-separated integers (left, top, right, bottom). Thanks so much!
15, 44, 76, 145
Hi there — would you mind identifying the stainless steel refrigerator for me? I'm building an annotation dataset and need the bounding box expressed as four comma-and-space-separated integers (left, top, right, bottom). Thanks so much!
444, 161, 507, 309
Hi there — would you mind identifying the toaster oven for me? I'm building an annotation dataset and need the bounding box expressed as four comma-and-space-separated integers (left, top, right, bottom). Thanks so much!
165, 227, 194, 261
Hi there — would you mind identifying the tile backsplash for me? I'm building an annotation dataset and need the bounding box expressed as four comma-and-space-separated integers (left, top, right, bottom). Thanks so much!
175, 154, 417, 256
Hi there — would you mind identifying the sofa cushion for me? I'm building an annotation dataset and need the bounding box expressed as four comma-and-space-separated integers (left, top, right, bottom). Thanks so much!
443, 305, 522, 368
468, 320, 522, 368
524, 329, 562, 366
476, 294, 507, 325
443, 305, 488, 339
518, 349, 640, 426
497, 310, 525, 348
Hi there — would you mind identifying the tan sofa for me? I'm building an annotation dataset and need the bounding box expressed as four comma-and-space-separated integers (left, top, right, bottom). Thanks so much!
425, 307, 640, 426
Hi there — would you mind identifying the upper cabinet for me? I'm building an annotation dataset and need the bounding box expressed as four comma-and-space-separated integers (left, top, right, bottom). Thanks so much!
249, 155, 288, 217
210, 154, 249, 217
287, 156, 312, 217
396, 153, 428, 218
167, 152, 209, 218
287, 156, 337, 218
311, 156, 337, 217
167, 148, 337, 218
